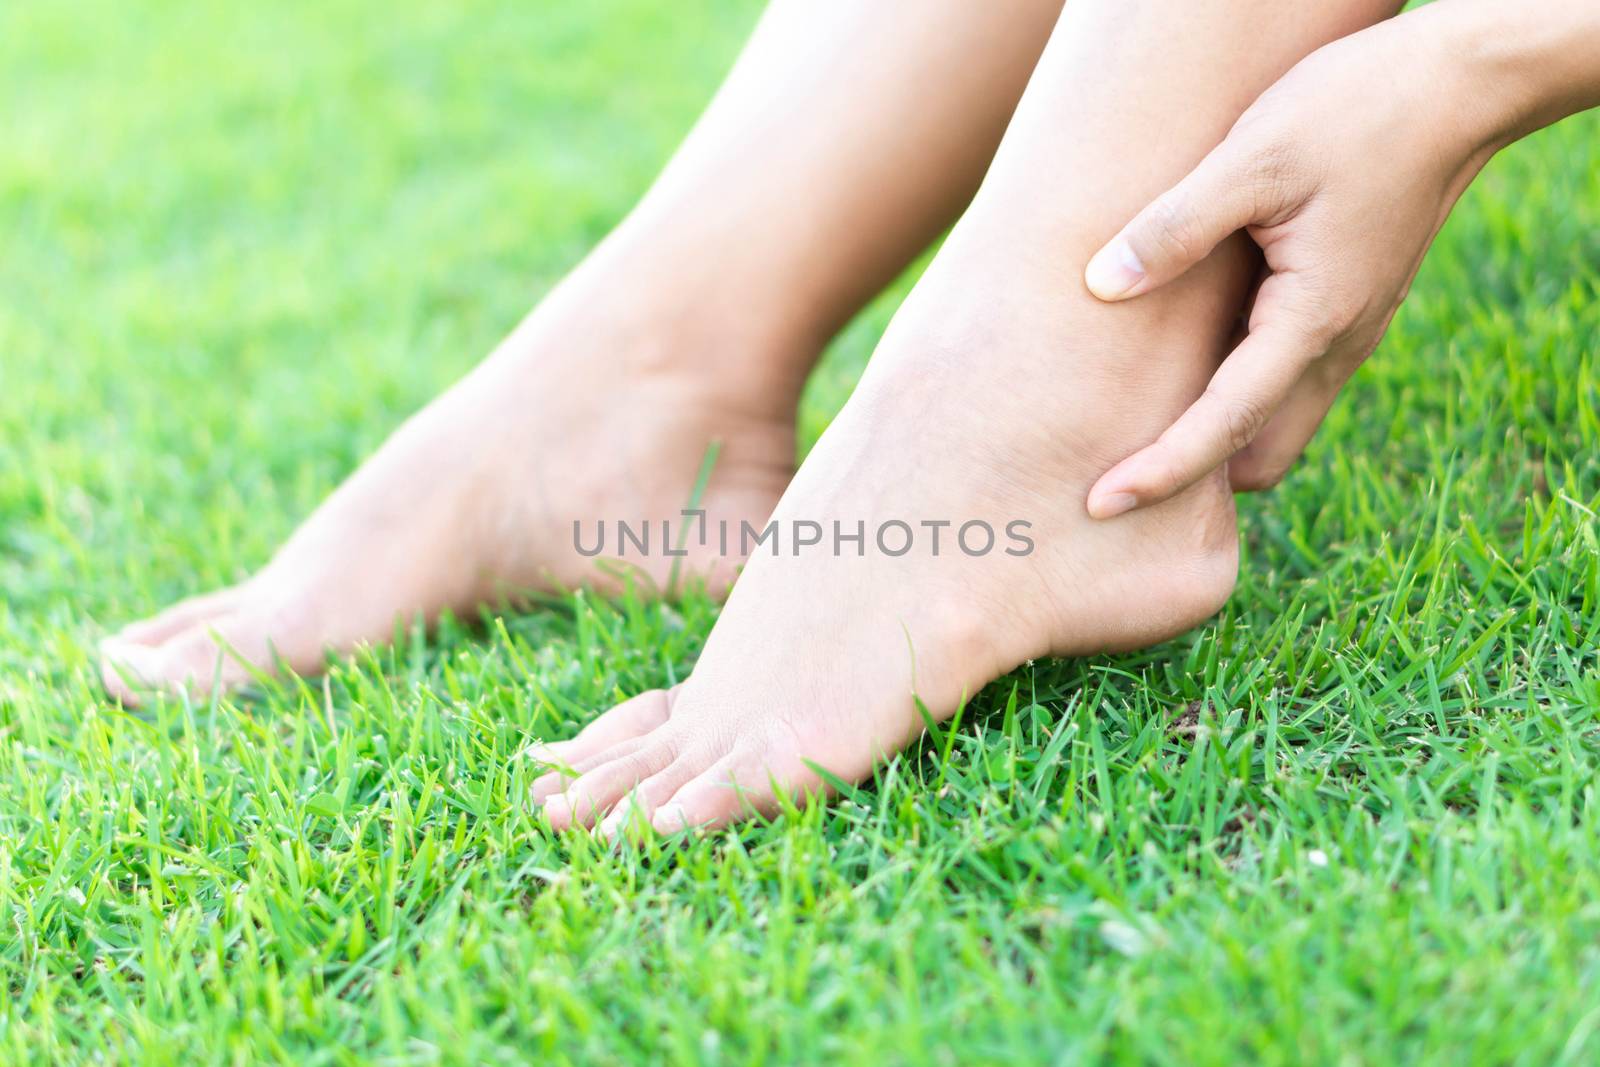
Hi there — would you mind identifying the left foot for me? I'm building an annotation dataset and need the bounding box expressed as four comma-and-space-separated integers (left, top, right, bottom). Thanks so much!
531, 216, 1251, 834
98, 247, 806, 704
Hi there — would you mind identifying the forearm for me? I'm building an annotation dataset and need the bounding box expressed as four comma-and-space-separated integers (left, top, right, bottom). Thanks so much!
1436, 0, 1600, 150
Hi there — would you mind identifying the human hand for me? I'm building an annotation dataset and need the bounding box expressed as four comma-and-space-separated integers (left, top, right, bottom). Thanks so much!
1081, 0, 1600, 519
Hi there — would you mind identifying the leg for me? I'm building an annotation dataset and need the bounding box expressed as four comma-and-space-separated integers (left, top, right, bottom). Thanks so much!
101, 0, 1067, 702
542, 0, 1402, 833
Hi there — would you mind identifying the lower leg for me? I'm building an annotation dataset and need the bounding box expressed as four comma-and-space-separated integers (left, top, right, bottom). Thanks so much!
542, 0, 1401, 832
102, 0, 1067, 702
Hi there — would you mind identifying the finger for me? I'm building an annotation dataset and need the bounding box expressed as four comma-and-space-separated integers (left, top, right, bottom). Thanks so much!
1084, 142, 1263, 302
1229, 364, 1349, 493
1087, 294, 1329, 517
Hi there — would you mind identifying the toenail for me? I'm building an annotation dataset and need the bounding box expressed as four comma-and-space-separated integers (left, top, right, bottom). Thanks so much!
101, 641, 166, 686
521, 742, 562, 765
651, 804, 692, 834
600, 809, 629, 839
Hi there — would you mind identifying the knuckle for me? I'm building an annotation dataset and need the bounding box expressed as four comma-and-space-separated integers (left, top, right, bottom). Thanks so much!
1249, 131, 1301, 184
671, 721, 734, 764
596, 751, 652, 788
1308, 283, 1363, 332
1207, 388, 1271, 454
653, 727, 687, 763
1133, 435, 1192, 501
1148, 454, 1192, 500
1246, 141, 1306, 222
1143, 197, 1201, 259
1158, 463, 1196, 505
1275, 289, 1349, 354
642, 738, 682, 773
1289, 322, 1340, 364
1225, 104, 1315, 226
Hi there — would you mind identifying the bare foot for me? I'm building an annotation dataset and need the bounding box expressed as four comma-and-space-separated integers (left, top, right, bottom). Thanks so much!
101, 257, 803, 703
101, 0, 1091, 705
530, 237, 1246, 835
527, 0, 1391, 836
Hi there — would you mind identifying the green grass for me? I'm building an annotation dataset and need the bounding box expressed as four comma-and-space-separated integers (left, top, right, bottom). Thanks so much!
4, 0, 1600, 1062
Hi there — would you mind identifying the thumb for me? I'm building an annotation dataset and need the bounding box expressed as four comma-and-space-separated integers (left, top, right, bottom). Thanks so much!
1084, 142, 1260, 302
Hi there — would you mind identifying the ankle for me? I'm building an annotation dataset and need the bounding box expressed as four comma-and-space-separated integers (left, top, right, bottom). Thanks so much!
517, 229, 819, 413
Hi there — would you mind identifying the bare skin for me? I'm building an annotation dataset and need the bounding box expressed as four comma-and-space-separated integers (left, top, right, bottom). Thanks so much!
101, 0, 1067, 702
1085, 0, 1600, 517
533, 0, 1402, 836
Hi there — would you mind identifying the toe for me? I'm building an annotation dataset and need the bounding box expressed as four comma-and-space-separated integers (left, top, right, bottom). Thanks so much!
597, 756, 706, 840
113, 584, 247, 646
99, 640, 170, 706
529, 735, 651, 802
649, 752, 751, 834
651, 742, 822, 834
101, 628, 235, 705
141, 617, 261, 699
102, 586, 251, 704
103, 605, 310, 703
545, 738, 679, 832
649, 739, 832, 838
534, 687, 677, 768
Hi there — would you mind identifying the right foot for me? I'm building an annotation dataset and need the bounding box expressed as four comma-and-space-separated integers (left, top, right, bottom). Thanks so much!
523, 0, 1382, 834
100, 259, 804, 703
529, 236, 1248, 834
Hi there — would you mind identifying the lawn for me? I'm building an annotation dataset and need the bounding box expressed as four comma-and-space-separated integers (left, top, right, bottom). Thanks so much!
4, 0, 1600, 1063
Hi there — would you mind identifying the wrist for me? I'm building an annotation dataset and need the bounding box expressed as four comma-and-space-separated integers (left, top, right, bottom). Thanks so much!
1412, 2, 1526, 161
1429, 0, 1600, 150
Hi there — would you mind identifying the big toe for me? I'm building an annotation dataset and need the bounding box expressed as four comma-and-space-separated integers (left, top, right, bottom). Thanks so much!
101, 604, 309, 705
102, 584, 251, 704
112, 584, 247, 647
99, 639, 171, 706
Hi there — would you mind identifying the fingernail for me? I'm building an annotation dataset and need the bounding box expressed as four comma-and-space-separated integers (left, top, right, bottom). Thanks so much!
1090, 490, 1138, 520
1084, 240, 1145, 300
